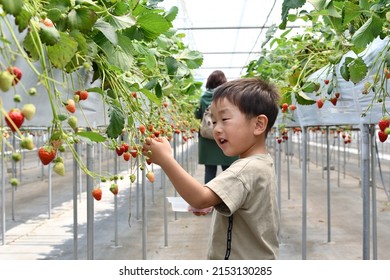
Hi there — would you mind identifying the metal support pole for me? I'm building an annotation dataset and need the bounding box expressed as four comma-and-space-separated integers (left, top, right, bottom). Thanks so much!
48, 163, 52, 219
86, 141, 94, 260
370, 125, 377, 259
141, 165, 147, 260
162, 171, 168, 247
361, 124, 370, 260
326, 126, 331, 243
286, 134, 291, 200
301, 127, 307, 260
72, 142, 79, 259
1, 137, 6, 245
114, 149, 119, 247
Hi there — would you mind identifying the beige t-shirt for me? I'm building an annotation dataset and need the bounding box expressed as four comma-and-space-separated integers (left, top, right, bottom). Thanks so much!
206, 154, 280, 260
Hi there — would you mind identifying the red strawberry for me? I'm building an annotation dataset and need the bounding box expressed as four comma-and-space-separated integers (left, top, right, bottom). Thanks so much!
75, 90, 88, 101
330, 97, 338, 106
130, 146, 138, 158
42, 18, 54, 27
335, 92, 340, 99
139, 124, 146, 134
163, 101, 168, 108
324, 79, 330, 85
7, 66, 22, 85
65, 99, 76, 113
38, 145, 56, 165
110, 184, 118, 195
317, 99, 324, 109
115, 145, 124, 156
378, 130, 388, 142
92, 188, 102, 201
123, 152, 131, 161
281, 103, 289, 112
289, 104, 297, 111
146, 171, 155, 183
122, 143, 129, 152
5, 108, 24, 131
378, 118, 390, 131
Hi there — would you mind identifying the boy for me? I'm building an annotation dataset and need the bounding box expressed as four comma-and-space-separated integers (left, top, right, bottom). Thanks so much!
142, 78, 280, 260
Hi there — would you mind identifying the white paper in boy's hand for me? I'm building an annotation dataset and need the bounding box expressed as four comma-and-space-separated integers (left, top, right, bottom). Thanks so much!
167, 197, 213, 214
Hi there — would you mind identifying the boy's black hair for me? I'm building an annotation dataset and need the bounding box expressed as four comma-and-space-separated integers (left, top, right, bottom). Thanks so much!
212, 78, 280, 134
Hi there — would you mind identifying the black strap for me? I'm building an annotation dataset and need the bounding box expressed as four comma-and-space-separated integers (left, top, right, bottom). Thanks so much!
224, 215, 233, 260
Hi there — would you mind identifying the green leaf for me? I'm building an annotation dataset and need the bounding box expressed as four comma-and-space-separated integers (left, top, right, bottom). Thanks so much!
340, 57, 353, 81
106, 103, 125, 139
23, 30, 40, 61
280, 0, 306, 29
94, 19, 118, 45
76, 131, 106, 143
155, 82, 162, 98
165, 56, 178, 76
145, 51, 157, 69
140, 87, 161, 105
342, 1, 362, 25
295, 91, 317, 105
301, 81, 319, 93
137, 13, 171, 40
165, 6, 178, 22
47, 32, 79, 69
107, 14, 137, 30
14, 7, 31, 32
177, 49, 203, 69
348, 57, 368, 84
352, 15, 384, 49
67, 7, 98, 34
0, 0, 23, 16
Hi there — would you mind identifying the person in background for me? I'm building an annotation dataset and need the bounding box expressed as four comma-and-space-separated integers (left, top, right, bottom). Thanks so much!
195, 70, 238, 184
142, 78, 280, 259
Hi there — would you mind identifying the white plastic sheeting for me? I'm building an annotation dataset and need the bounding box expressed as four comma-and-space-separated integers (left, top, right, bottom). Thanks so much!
281, 37, 390, 128
1, 17, 107, 128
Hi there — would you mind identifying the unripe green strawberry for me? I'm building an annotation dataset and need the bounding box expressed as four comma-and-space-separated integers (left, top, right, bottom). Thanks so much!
67, 116, 78, 129
53, 161, 65, 176
0, 70, 14, 92
12, 152, 22, 162
22, 104, 36, 120
110, 183, 118, 195
28, 87, 37, 96
130, 174, 136, 183
20, 136, 34, 150
13, 94, 22, 103
10, 178, 20, 187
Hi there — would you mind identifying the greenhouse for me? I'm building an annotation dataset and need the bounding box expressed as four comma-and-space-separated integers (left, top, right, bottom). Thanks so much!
0, 0, 389, 266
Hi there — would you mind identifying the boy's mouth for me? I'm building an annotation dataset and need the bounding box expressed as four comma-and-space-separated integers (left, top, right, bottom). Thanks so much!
218, 138, 227, 144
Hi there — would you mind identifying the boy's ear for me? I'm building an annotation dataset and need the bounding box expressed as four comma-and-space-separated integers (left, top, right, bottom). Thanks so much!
254, 115, 268, 135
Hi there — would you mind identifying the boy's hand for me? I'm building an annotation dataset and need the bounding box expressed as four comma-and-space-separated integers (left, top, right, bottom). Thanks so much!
142, 137, 172, 166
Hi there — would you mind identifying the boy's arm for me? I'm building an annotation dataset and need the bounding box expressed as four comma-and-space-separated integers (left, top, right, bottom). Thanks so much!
142, 137, 221, 209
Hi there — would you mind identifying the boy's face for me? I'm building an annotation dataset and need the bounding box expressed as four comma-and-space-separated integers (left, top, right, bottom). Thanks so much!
210, 98, 266, 158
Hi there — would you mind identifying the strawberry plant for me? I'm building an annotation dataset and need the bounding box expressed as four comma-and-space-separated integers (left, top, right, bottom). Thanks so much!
244, 0, 390, 125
